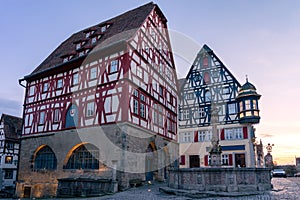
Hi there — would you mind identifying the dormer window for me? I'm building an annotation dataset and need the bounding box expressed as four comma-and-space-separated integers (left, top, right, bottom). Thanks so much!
101, 26, 106, 32
62, 54, 74, 63
78, 48, 90, 57
85, 30, 95, 38
76, 43, 81, 50
91, 37, 97, 44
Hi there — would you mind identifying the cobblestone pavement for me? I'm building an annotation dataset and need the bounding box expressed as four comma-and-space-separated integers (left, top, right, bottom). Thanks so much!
12, 177, 300, 199
92, 177, 300, 200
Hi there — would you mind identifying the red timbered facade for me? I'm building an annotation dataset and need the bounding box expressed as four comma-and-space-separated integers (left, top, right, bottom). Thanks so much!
17, 3, 178, 198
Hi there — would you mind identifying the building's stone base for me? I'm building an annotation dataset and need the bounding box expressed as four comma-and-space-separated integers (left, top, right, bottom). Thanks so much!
16, 123, 178, 198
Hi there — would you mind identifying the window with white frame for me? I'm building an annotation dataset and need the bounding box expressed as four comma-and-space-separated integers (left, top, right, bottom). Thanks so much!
205, 90, 211, 102
228, 103, 236, 114
86, 102, 95, 117
206, 130, 212, 141
57, 79, 63, 89
29, 85, 35, 96
158, 106, 163, 127
181, 109, 189, 120
91, 37, 97, 44
222, 154, 229, 165
133, 99, 139, 115
39, 111, 46, 125
182, 132, 192, 143
90, 67, 97, 80
53, 109, 60, 123
225, 128, 243, 140
194, 107, 205, 118
43, 82, 49, 93
186, 93, 194, 100
101, 26, 106, 32
137, 66, 143, 78
198, 131, 206, 142
110, 60, 118, 73
223, 86, 230, 95
140, 103, 145, 118
72, 73, 79, 85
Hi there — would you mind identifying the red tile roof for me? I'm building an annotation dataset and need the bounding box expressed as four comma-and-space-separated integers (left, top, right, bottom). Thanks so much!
27, 2, 157, 79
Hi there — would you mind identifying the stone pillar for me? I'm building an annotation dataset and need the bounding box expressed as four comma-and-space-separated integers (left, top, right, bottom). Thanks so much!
209, 103, 222, 167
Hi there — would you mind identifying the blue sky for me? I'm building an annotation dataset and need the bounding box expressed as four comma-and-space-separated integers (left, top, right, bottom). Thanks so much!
1, 0, 300, 164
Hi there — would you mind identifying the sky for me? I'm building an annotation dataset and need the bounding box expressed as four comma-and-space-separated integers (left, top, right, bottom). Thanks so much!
1, 0, 300, 165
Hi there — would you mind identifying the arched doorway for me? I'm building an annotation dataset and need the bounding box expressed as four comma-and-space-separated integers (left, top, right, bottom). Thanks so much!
145, 143, 156, 182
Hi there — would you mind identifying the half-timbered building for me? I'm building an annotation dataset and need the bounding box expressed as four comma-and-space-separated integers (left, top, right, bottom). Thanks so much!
178, 45, 261, 168
0, 114, 21, 194
17, 3, 178, 198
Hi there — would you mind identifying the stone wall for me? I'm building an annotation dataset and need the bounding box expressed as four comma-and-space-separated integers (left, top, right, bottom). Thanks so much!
168, 167, 272, 192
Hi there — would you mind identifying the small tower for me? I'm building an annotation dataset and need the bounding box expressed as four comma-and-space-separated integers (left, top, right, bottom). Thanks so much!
236, 77, 261, 124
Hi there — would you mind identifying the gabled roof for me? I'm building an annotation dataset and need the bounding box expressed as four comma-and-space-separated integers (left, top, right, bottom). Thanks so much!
25, 2, 159, 80
0, 114, 22, 140
180, 44, 241, 92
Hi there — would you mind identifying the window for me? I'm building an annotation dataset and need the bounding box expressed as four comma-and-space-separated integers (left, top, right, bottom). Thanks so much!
72, 73, 79, 85
204, 72, 210, 84
76, 43, 82, 50
181, 109, 189, 120
228, 103, 236, 114
205, 90, 211, 102
91, 37, 97, 44
133, 89, 139, 97
137, 66, 143, 78
5, 156, 13, 164
53, 109, 60, 123
101, 26, 106, 32
110, 60, 118, 73
182, 132, 192, 143
253, 100, 257, 109
133, 99, 139, 115
159, 85, 164, 97
34, 146, 57, 170
86, 102, 95, 117
140, 103, 145, 118
222, 154, 229, 165
90, 67, 97, 80
245, 100, 251, 110
186, 93, 194, 100
140, 94, 145, 102
39, 111, 46, 125
198, 131, 206, 142
224, 128, 243, 140
203, 57, 209, 68
29, 85, 35, 96
6, 142, 14, 150
194, 108, 205, 119
158, 106, 163, 127
223, 86, 230, 95
65, 144, 99, 169
4, 170, 13, 179
57, 79, 63, 89
43, 82, 49, 93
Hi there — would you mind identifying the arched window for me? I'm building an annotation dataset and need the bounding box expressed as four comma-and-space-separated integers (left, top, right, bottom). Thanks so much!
34, 146, 57, 170
65, 144, 99, 169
